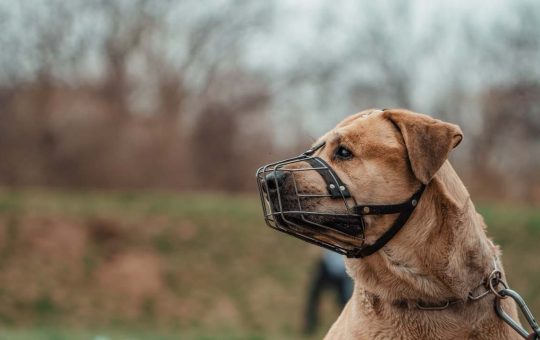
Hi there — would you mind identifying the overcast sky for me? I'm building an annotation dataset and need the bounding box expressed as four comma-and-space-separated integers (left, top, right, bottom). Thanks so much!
242, 0, 539, 137
0, 0, 538, 138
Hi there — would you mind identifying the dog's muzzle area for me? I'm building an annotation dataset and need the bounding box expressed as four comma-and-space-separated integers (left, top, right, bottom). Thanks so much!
256, 143, 366, 256
262, 168, 353, 229
256, 141, 426, 258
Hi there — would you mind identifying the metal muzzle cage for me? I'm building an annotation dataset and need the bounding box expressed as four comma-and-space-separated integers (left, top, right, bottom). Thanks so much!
256, 142, 367, 257
256, 142, 426, 258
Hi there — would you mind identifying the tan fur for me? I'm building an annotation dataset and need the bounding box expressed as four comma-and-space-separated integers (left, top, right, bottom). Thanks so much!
286, 109, 520, 339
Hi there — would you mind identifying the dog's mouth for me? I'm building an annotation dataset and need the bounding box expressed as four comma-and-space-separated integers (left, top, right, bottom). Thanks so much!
262, 190, 365, 251
273, 212, 356, 231
264, 188, 361, 234
256, 154, 369, 255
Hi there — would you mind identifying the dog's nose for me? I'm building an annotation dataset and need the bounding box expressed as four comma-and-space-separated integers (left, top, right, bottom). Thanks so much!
264, 171, 288, 191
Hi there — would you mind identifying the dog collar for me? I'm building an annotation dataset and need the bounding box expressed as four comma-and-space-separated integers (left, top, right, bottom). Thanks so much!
363, 258, 502, 311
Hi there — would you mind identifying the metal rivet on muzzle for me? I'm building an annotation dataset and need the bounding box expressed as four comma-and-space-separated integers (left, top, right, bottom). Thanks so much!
329, 184, 336, 189
363, 206, 370, 214
339, 185, 346, 191
412, 199, 418, 207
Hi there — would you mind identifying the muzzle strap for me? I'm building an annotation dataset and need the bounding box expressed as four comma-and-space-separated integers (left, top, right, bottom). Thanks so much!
353, 192, 422, 215
303, 157, 351, 198
350, 184, 425, 258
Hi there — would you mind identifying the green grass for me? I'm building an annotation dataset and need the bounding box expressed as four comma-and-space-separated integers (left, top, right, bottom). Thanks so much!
0, 328, 282, 340
0, 188, 537, 339
0, 189, 260, 219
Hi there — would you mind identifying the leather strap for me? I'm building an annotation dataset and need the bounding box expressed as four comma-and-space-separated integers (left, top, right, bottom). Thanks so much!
354, 200, 418, 215
303, 157, 352, 198
350, 185, 425, 258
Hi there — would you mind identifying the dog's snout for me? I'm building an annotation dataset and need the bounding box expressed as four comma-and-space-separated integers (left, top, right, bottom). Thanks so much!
264, 171, 288, 191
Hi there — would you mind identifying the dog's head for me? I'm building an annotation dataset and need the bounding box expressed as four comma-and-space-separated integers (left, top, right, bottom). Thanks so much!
259, 108, 463, 254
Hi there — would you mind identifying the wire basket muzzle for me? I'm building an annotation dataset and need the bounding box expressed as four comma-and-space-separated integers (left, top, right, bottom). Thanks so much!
256, 154, 365, 256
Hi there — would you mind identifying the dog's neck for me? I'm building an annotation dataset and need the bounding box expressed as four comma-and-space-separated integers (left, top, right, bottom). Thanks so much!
346, 161, 498, 305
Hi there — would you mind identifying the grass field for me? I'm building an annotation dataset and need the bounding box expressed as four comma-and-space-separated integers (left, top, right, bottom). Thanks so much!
0, 189, 538, 339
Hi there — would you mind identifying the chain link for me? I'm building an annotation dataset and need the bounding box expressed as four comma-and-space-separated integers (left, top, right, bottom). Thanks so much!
488, 270, 540, 340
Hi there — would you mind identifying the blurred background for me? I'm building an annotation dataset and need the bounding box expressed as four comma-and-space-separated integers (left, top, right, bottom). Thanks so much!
0, 0, 539, 339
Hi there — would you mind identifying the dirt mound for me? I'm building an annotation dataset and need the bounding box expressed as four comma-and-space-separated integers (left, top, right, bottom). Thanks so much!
20, 216, 88, 261
96, 250, 164, 300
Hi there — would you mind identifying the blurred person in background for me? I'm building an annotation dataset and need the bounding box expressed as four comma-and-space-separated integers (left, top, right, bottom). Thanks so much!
303, 250, 353, 335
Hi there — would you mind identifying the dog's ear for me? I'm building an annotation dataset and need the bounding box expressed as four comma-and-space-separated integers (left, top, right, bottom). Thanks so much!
383, 109, 463, 184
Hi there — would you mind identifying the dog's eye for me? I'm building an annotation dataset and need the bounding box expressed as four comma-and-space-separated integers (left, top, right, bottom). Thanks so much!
335, 146, 353, 160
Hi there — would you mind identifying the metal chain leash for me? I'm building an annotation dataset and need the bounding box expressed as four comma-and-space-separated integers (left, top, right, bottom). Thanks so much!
488, 270, 540, 340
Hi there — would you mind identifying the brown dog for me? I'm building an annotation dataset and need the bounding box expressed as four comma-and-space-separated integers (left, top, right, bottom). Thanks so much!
263, 109, 521, 339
